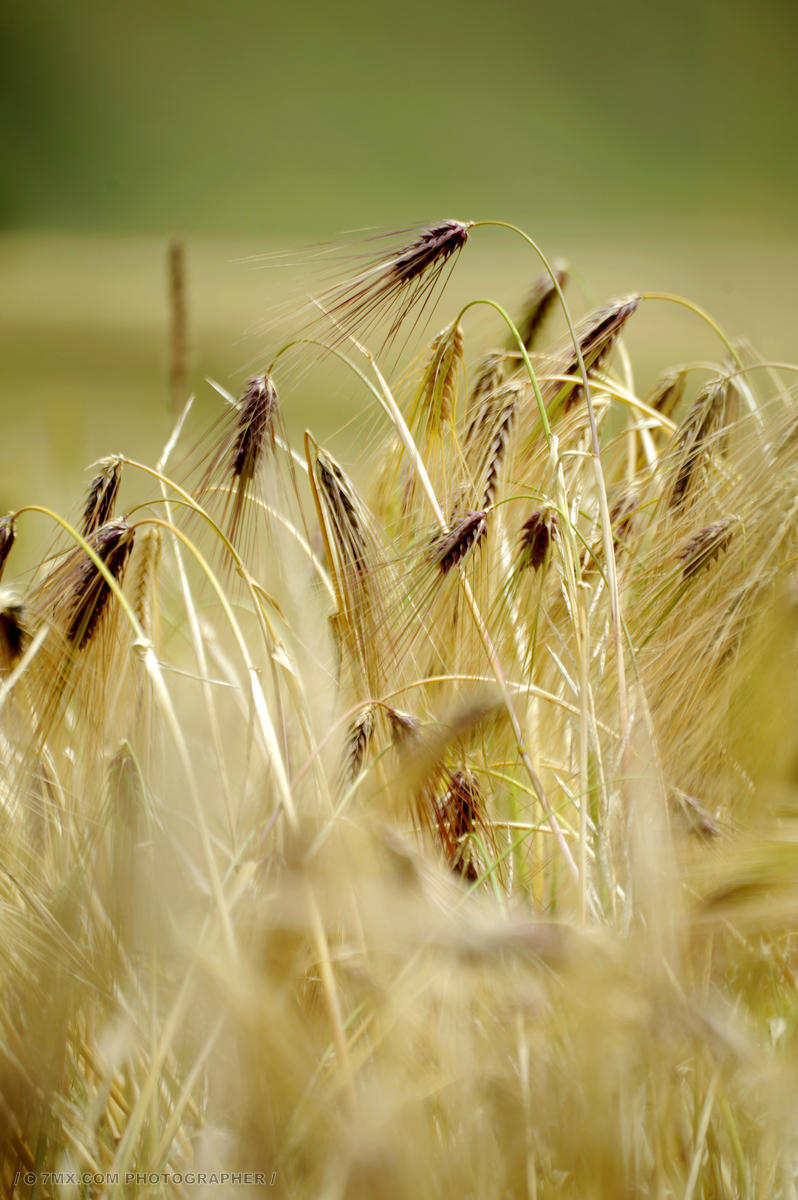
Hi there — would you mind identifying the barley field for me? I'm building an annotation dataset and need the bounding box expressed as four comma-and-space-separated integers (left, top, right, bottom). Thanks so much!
2, 218, 798, 1199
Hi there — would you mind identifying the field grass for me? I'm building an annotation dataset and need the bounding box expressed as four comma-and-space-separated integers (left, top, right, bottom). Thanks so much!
2, 220, 798, 1197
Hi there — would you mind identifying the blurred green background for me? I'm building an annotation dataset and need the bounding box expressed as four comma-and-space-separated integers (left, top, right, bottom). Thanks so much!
2, 0, 797, 518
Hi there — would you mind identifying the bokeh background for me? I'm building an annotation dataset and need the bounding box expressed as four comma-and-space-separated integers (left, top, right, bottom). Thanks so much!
2, 0, 797, 516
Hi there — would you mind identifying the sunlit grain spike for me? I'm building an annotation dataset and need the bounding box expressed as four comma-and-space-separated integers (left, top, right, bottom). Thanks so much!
82, 456, 123, 536
518, 509, 558, 571
410, 321, 465, 440
468, 351, 505, 412
462, 379, 520, 515
316, 451, 370, 579
432, 511, 488, 575
308, 437, 392, 693
677, 520, 733, 579
667, 377, 737, 510
385, 705, 421, 745
343, 705, 376, 782
561, 296, 640, 411
389, 221, 470, 287
480, 387, 519, 510
227, 374, 278, 545
434, 767, 489, 882
646, 367, 687, 420
320, 220, 471, 345
64, 519, 136, 650
232, 376, 277, 482
515, 261, 568, 350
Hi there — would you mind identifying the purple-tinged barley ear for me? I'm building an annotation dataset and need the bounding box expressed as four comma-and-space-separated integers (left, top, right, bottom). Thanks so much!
412, 321, 464, 436
667, 377, 736, 511
342, 704, 376, 783
308, 437, 392, 694
462, 380, 519, 514
464, 377, 516, 451
431, 510, 488, 575
320, 219, 472, 346
226, 374, 278, 545
515, 262, 568, 351
559, 296, 640, 412
389, 221, 471, 288
314, 448, 371, 579
0, 595, 26, 672
433, 767, 492, 882
646, 368, 687, 421
65, 519, 135, 650
231, 375, 278, 481
386, 705, 422, 746
518, 509, 558, 572
82, 456, 123, 537
677, 520, 733, 579
478, 385, 519, 511
468, 350, 506, 412
0, 515, 16, 582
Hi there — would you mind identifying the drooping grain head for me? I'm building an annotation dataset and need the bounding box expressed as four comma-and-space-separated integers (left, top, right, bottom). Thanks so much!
315, 450, 370, 579
468, 351, 506, 411
223, 374, 279, 546
434, 767, 490, 882
231, 375, 278, 485
479, 386, 519, 511
0, 515, 16, 582
578, 295, 640, 366
320, 220, 472, 345
82, 456, 123, 537
440, 769, 480, 839
515, 262, 568, 350
560, 296, 640, 411
646, 368, 687, 420
432, 511, 488, 576
462, 380, 520, 515
309, 438, 393, 694
667, 377, 737, 511
192, 373, 280, 553
413, 321, 464, 434
389, 221, 471, 288
343, 705, 376, 783
518, 509, 558, 571
677, 520, 733, 579
0, 593, 26, 673
64, 520, 136, 650
386, 705, 422, 746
